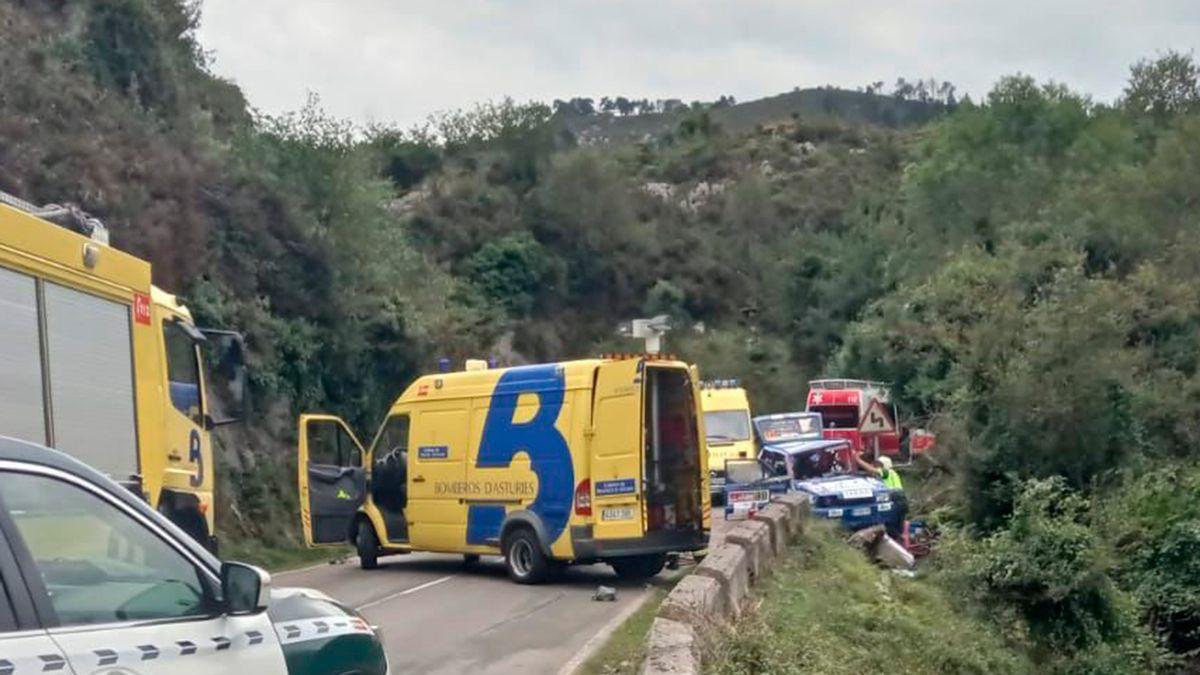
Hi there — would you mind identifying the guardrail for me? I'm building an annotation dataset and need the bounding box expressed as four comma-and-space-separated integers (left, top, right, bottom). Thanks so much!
642, 494, 809, 674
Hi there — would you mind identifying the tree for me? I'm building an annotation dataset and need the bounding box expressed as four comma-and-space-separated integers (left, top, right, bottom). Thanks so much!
1123, 50, 1200, 122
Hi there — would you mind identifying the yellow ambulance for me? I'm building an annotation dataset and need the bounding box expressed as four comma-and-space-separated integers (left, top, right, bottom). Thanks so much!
297, 355, 710, 583
699, 381, 755, 501
0, 192, 246, 551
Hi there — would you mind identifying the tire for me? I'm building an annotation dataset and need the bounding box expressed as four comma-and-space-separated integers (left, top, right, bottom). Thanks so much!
610, 554, 667, 580
504, 528, 550, 584
356, 521, 380, 570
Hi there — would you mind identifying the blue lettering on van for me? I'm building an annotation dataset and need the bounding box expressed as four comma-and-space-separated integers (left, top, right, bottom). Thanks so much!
418, 445, 449, 460
466, 364, 574, 546
595, 478, 637, 496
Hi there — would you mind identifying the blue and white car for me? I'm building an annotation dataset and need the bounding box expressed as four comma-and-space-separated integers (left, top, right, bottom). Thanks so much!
754, 412, 905, 532
721, 458, 789, 519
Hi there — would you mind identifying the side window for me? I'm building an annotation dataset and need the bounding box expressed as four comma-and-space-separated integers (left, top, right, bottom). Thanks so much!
371, 415, 410, 509
374, 415, 410, 466
0, 574, 15, 632
163, 321, 203, 425
307, 421, 362, 467
0, 471, 214, 627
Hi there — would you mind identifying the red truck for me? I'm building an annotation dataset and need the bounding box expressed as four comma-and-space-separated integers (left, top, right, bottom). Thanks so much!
805, 379, 934, 461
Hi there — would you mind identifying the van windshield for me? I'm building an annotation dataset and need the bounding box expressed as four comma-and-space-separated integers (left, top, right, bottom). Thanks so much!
704, 411, 750, 442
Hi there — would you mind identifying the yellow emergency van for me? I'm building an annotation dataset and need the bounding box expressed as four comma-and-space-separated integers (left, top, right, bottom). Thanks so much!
297, 356, 710, 583
699, 381, 755, 501
0, 192, 246, 551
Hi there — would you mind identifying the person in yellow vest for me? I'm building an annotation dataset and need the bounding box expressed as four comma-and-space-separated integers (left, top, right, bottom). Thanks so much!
856, 453, 903, 489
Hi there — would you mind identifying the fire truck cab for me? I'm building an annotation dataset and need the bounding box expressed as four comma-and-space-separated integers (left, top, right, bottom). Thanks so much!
0, 192, 246, 551
806, 379, 905, 458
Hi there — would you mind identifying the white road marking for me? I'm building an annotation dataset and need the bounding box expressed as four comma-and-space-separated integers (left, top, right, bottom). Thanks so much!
355, 574, 457, 611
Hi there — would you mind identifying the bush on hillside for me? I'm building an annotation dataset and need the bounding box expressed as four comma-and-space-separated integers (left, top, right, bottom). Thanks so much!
947, 478, 1160, 672
1100, 464, 1200, 657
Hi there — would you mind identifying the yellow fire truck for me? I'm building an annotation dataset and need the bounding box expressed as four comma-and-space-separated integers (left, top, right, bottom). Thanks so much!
0, 192, 245, 551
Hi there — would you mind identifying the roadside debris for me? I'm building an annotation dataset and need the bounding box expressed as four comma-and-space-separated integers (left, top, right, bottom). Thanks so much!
593, 585, 618, 602
847, 524, 915, 570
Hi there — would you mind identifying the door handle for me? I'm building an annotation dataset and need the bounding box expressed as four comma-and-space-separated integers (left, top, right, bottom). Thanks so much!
413, 475, 426, 483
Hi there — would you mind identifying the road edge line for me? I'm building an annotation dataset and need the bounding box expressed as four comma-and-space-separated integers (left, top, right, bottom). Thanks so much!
557, 586, 657, 675
273, 556, 357, 578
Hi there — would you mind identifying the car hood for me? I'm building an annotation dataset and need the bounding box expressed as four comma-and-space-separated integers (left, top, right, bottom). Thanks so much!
267, 585, 387, 675
793, 475, 888, 500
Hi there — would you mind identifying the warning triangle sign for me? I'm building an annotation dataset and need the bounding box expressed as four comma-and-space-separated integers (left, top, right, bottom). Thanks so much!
858, 399, 896, 434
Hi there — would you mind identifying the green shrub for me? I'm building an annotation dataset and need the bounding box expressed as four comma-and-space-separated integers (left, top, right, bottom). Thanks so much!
1100, 464, 1200, 656
950, 478, 1160, 671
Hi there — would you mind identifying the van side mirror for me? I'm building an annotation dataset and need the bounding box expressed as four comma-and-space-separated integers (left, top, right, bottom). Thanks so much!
221, 561, 270, 614
200, 329, 247, 424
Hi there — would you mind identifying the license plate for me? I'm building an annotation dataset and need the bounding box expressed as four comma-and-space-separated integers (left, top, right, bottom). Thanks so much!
729, 490, 769, 503
601, 507, 634, 522
852, 507, 871, 517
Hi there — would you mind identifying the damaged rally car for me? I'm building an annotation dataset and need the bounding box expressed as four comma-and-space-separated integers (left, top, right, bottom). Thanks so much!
752, 412, 907, 532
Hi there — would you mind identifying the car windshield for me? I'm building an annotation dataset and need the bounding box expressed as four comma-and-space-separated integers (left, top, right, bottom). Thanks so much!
791, 446, 850, 480
755, 414, 823, 442
705, 410, 751, 441
725, 459, 765, 484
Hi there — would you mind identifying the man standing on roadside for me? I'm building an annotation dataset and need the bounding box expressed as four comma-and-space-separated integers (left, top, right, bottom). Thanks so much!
856, 453, 906, 534
856, 452, 902, 488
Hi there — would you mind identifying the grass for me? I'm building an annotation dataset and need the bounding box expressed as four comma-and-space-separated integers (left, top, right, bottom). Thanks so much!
703, 522, 1032, 675
578, 586, 671, 675
221, 539, 352, 573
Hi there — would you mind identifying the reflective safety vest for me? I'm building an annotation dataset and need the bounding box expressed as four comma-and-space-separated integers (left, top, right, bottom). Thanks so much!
881, 468, 903, 490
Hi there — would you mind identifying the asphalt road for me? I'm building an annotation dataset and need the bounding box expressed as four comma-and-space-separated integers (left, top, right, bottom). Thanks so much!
280, 516, 731, 674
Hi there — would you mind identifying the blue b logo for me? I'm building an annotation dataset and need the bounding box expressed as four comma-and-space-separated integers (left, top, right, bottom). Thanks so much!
466, 365, 574, 546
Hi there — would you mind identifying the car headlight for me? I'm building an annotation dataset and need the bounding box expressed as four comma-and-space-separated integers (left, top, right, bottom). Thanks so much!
876, 492, 891, 502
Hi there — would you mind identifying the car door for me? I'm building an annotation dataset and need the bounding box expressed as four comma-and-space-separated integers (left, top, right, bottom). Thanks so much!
298, 415, 367, 546
0, 466, 287, 675
0, 520, 71, 675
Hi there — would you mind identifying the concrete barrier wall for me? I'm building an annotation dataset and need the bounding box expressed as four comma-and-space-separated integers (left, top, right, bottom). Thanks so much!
642, 497, 808, 675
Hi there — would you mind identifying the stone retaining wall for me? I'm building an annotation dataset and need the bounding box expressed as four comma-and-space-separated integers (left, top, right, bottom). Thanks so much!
642, 496, 809, 674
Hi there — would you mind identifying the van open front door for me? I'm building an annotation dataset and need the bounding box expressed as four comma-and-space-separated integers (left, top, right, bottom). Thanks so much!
298, 414, 367, 547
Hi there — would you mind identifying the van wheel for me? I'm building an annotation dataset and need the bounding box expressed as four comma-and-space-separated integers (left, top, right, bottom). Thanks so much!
611, 554, 667, 580
356, 522, 379, 570
504, 529, 549, 584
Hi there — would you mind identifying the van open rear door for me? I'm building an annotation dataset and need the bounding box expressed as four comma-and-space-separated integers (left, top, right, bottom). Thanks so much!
298, 414, 367, 547
590, 359, 645, 540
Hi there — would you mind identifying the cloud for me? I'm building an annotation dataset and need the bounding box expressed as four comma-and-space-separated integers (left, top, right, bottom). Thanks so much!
195, 0, 1200, 127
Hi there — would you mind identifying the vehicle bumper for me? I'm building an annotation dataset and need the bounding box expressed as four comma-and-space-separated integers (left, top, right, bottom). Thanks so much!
569, 526, 709, 561
812, 499, 905, 530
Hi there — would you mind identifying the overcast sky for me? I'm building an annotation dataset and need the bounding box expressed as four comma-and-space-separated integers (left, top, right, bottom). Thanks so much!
195, 1, 1200, 128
